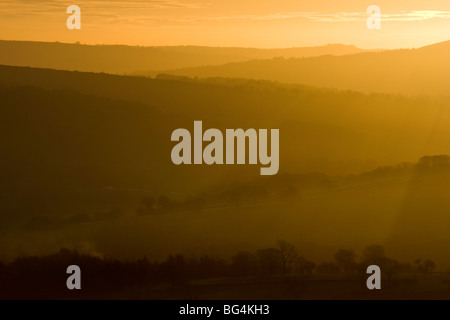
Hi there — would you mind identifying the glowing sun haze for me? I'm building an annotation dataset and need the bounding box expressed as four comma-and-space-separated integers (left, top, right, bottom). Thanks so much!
1, 0, 449, 48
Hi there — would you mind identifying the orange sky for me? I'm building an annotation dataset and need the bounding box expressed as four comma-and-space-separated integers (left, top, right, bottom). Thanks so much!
1, 0, 449, 48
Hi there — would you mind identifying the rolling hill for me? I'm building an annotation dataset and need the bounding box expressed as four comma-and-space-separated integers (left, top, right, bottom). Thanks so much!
1, 64, 450, 176
0, 40, 368, 75
1, 65, 450, 265
159, 40, 450, 96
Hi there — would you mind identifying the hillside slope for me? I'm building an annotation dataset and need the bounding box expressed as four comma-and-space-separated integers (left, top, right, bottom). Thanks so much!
160, 40, 450, 95
0, 40, 368, 74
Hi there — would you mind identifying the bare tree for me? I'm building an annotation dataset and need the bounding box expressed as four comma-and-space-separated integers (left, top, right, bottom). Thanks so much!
414, 258, 436, 274
257, 248, 282, 275
277, 240, 298, 275
334, 249, 357, 273
362, 244, 385, 265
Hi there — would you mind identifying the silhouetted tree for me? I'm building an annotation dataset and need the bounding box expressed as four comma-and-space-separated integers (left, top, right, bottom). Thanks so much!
231, 251, 258, 276
362, 245, 386, 265
295, 256, 316, 274
277, 240, 298, 275
417, 155, 450, 170
382, 258, 401, 282
198, 255, 226, 278
334, 249, 357, 273
361, 245, 401, 283
414, 259, 436, 274
257, 248, 282, 275
162, 254, 187, 286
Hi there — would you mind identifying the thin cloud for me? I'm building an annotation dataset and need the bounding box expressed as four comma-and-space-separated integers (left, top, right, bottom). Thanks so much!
0, 0, 208, 12
1, 2, 449, 28
199, 10, 450, 23
108, 10, 450, 26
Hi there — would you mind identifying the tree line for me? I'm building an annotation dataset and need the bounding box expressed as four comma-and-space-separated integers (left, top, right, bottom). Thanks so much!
0, 240, 436, 299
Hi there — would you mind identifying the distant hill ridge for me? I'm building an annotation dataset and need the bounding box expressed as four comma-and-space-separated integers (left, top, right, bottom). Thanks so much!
160, 40, 450, 96
0, 40, 368, 74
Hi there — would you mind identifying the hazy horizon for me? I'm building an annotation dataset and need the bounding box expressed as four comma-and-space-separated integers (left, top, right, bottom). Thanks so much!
2, 0, 450, 49
0, 38, 377, 50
